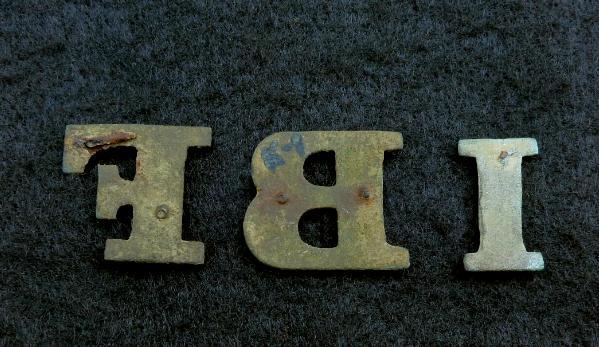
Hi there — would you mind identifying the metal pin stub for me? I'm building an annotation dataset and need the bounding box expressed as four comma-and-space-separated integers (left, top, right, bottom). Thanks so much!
155, 205, 170, 219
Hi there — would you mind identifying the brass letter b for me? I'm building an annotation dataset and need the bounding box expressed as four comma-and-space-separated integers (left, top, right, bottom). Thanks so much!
244, 131, 409, 270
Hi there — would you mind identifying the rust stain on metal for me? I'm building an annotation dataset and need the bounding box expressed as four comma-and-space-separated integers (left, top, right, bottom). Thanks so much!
357, 185, 372, 201
244, 131, 410, 270
274, 192, 289, 205
74, 131, 137, 152
63, 124, 211, 265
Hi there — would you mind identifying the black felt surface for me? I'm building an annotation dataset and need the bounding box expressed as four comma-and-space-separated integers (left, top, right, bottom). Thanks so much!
1, 1, 597, 345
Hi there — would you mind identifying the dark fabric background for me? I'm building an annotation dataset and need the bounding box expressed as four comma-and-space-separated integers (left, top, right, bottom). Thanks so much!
1, 1, 597, 345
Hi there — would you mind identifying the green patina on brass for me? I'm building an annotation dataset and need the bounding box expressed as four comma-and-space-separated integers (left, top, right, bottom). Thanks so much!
63, 124, 211, 264
244, 131, 410, 270
459, 138, 544, 271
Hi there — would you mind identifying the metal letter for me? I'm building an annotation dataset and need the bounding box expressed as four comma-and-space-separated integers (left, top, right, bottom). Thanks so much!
244, 132, 409, 270
63, 124, 211, 264
459, 138, 544, 271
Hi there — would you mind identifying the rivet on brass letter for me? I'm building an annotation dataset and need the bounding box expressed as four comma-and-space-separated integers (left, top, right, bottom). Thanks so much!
244, 132, 409, 270
63, 125, 211, 265
459, 138, 544, 271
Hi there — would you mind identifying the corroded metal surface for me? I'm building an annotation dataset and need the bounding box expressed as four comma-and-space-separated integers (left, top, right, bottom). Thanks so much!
63, 124, 211, 264
459, 138, 544, 271
244, 131, 410, 270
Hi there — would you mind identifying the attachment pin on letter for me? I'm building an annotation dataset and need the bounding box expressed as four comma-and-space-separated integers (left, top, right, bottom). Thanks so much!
63, 124, 211, 264
244, 131, 409, 270
459, 138, 544, 271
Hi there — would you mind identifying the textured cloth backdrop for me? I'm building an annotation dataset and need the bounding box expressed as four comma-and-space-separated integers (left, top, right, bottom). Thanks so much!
1, 1, 597, 345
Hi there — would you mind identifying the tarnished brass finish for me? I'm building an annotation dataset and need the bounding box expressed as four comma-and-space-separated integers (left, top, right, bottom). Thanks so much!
244, 132, 410, 270
459, 138, 544, 271
63, 125, 211, 264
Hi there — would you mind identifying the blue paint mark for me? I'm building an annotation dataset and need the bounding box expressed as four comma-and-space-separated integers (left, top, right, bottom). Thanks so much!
282, 143, 293, 152
290, 133, 305, 157
261, 141, 285, 172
